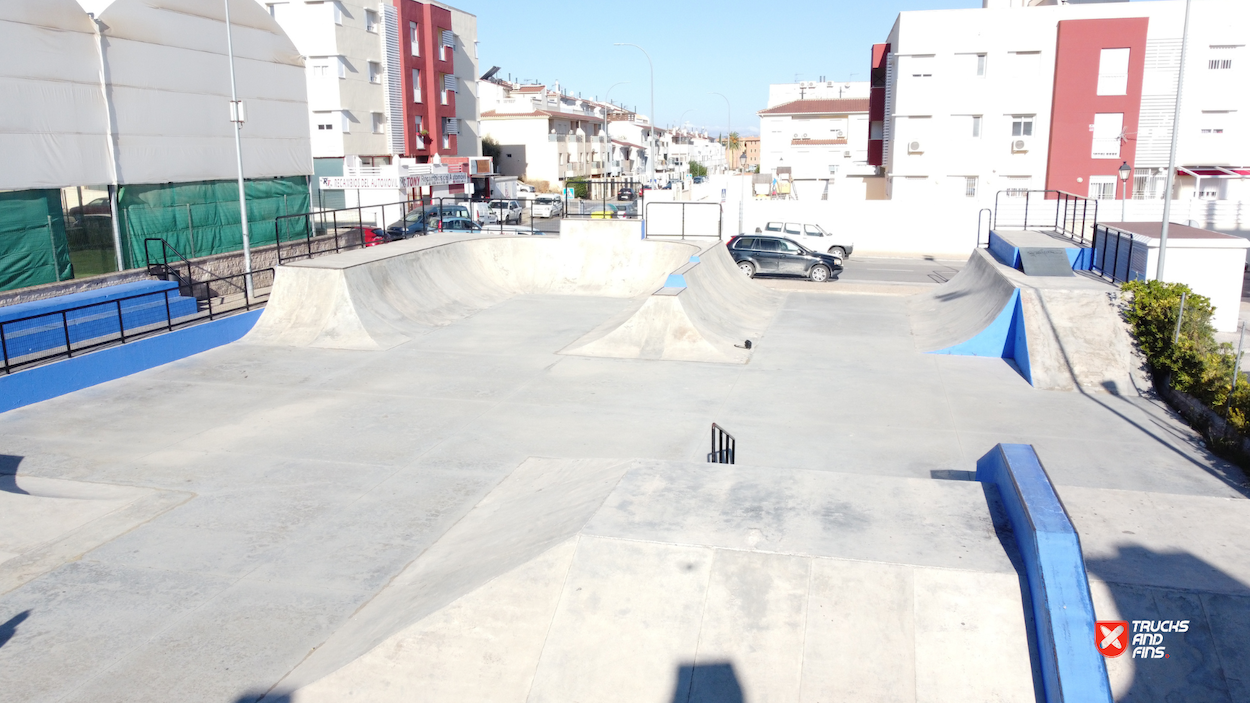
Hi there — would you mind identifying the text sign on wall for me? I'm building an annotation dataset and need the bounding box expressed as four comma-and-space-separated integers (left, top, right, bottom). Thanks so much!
319, 173, 469, 190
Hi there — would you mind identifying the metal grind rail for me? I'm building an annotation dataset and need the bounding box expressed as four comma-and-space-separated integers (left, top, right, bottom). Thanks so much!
0, 268, 273, 375
709, 423, 736, 464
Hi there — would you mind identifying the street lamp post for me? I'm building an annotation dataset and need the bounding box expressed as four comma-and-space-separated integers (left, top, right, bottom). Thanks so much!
738, 152, 747, 234
710, 92, 730, 175
614, 43, 654, 185
1118, 161, 1132, 221
1158, 0, 1193, 281
604, 81, 629, 177
223, 0, 253, 298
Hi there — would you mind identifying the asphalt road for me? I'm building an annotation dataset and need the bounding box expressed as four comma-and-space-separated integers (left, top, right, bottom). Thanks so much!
838, 256, 966, 285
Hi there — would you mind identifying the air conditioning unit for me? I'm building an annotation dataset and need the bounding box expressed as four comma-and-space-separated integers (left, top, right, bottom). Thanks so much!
908, 140, 923, 153
1012, 138, 1030, 152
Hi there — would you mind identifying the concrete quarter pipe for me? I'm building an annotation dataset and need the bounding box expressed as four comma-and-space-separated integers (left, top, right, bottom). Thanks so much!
246, 220, 782, 364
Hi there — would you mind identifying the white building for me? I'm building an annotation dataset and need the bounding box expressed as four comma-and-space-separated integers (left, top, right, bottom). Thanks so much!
757, 89, 880, 200
767, 79, 869, 108
871, 0, 1250, 204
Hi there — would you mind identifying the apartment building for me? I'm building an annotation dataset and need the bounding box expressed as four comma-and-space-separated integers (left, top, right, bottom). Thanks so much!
727, 136, 760, 171
758, 85, 880, 199
480, 79, 661, 187
262, 1, 479, 183
870, 0, 1250, 203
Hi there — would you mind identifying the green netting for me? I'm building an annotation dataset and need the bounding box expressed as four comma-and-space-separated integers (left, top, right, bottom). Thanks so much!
118, 176, 310, 269
0, 190, 72, 292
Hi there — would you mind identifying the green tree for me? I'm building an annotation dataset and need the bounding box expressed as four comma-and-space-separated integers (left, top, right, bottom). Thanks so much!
482, 135, 502, 161
728, 131, 740, 153
689, 161, 708, 178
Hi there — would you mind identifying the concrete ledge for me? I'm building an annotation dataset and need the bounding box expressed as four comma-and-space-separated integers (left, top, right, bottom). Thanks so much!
976, 444, 1112, 703
0, 310, 262, 414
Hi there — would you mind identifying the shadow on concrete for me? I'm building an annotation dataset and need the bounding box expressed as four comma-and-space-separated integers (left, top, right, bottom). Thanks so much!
979, 483, 1048, 703
930, 468, 976, 481
231, 692, 291, 703
1085, 545, 1248, 702
671, 661, 745, 703
0, 455, 29, 495
0, 610, 31, 650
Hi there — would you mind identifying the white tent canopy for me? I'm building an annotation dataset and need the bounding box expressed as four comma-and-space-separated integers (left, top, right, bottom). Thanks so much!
98, 0, 312, 184
0, 0, 114, 190
1, 0, 311, 192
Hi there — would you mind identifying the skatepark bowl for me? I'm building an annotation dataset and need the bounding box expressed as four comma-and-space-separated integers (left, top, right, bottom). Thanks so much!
1, 218, 1249, 703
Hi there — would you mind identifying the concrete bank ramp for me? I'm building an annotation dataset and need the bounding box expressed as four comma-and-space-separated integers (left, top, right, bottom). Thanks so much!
280, 460, 1041, 703
910, 248, 1146, 392
561, 243, 784, 364
245, 220, 698, 351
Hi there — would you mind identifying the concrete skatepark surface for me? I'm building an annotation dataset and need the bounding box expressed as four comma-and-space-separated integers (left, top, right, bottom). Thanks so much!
1, 221, 1249, 702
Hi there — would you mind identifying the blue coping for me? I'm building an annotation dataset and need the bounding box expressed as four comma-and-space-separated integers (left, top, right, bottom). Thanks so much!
929, 288, 1033, 385
2, 293, 199, 358
664, 273, 688, 289
690, 255, 701, 263
0, 310, 262, 415
976, 444, 1113, 703
988, 230, 1093, 272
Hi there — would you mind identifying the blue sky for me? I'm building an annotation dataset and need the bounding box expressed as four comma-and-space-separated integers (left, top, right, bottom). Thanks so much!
460, 0, 984, 136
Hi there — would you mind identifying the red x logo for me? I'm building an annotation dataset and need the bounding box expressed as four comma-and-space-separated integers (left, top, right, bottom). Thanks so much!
1097, 620, 1129, 657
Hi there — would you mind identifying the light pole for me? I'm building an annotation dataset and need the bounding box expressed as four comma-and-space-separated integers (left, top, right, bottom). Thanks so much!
604, 82, 629, 177
1158, 0, 1192, 281
738, 152, 747, 234
1118, 161, 1132, 221
223, 0, 253, 297
710, 92, 730, 175
614, 43, 654, 185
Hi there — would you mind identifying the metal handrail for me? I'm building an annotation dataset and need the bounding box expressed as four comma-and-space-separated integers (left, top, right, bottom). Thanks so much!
992, 189, 1099, 246
0, 268, 273, 375
709, 423, 736, 464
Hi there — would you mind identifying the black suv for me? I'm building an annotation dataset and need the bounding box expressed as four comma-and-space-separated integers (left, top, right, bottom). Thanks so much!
727, 235, 842, 282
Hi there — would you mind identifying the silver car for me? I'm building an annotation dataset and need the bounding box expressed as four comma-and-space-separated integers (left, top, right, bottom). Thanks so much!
763, 221, 854, 259
532, 196, 563, 218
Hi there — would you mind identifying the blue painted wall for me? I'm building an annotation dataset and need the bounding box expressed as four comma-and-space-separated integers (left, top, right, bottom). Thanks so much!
0, 310, 261, 414
930, 288, 1032, 383
987, 230, 1093, 272
977, 444, 1113, 703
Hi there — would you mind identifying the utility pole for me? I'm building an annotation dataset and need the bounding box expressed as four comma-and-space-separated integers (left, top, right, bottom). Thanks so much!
224, 0, 254, 297
1157, 0, 1192, 282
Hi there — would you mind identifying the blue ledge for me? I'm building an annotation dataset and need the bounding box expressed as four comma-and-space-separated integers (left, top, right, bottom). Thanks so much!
664, 273, 688, 289
930, 288, 1033, 384
0, 310, 262, 414
976, 444, 1113, 703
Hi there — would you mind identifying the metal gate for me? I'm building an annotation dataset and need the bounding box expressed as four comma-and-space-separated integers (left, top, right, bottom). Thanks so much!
644, 202, 723, 240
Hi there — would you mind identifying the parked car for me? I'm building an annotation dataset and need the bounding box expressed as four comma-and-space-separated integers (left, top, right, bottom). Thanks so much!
341, 226, 391, 247
617, 187, 636, 201
727, 235, 843, 282
517, 183, 536, 197
67, 196, 111, 223
692, 176, 706, 184
386, 204, 470, 238
488, 199, 524, 224
438, 217, 542, 235
762, 221, 854, 259
532, 196, 563, 218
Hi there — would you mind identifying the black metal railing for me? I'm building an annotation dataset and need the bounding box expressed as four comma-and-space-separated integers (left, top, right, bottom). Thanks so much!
1090, 224, 1148, 284
992, 190, 1098, 245
273, 196, 560, 264
643, 202, 723, 240
1, 268, 273, 375
708, 423, 736, 464
977, 208, 993, 248
562, 178, 642, 220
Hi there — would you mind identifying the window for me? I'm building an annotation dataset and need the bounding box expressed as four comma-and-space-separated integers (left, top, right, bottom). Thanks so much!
784, 223, 801, 235
1097, 48, 1130, 96
412, 69, 421, 102
971, 115, 982, 138
1209, 45, 1239, 70
440, 75, 449, 105
1009, 51, 1041, 78
442, 132, 451, 149
368, 62, 381, 84
311, 62, 328, 78
964, 176, 978, 198
1003, 176, 1031, 195
1091, 112, 1123, 158
365, 9, 377, 32
804, 225, 824, 236
1209, 59, 1233, 70
372, 113, 385, 134
905, 55, 934, 78
440, 29, 454, 61
1011, 115, 1033, 137
976, 53, 986, 77
414, 114, 423, 138
1200, 111, 1229, 135
410, 22, 419, 56
1088, 176, 1116, 200
340, 111, 350, 133
330, 1, 342, 25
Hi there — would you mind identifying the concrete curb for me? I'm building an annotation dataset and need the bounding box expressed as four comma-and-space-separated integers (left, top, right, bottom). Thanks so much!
976, 443, 1113, 703
0, 310, 262, 414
